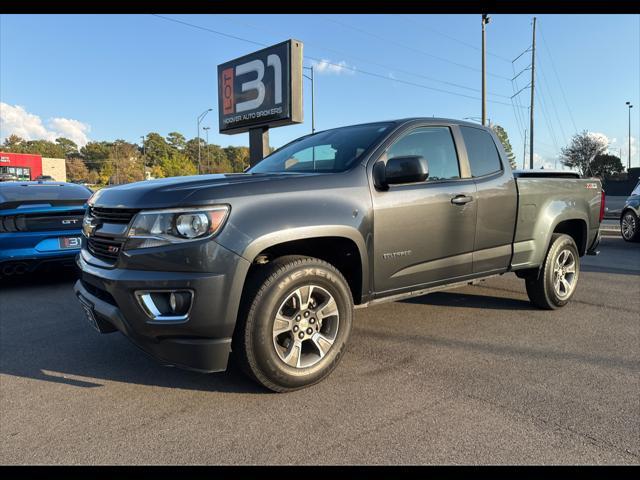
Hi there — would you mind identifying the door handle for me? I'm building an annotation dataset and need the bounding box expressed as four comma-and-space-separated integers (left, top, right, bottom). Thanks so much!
451, 195, 473, 205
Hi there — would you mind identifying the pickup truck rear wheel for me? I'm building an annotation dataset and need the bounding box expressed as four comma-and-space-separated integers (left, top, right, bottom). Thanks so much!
525, 233, 580, 310
233, 255, 353, 392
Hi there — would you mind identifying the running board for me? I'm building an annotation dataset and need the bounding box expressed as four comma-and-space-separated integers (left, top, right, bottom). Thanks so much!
356, 274, 500, 309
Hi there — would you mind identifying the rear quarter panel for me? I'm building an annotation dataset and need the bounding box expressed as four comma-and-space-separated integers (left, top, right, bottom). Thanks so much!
511, 178, 601, 269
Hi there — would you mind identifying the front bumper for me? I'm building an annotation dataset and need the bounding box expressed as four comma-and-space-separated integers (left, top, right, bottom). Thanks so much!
74, 241, 251, 372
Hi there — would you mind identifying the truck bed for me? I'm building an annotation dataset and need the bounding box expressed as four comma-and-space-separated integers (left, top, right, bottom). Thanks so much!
510, 175, 602, 270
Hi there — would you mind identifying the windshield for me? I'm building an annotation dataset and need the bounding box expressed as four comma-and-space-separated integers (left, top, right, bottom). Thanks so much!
249, 122, 394, 174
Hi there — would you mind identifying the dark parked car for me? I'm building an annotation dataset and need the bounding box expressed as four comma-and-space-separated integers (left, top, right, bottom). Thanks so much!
74, 118, 603, 391
621, 180, 640, 242
0, 181, 92, 277
35, 175, 54, 181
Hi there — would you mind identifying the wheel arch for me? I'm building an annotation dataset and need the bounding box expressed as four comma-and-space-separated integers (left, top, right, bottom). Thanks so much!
241, 226, 369, 305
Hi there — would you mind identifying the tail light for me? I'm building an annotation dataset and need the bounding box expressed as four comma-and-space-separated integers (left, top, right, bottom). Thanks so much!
599, 189, 606, 223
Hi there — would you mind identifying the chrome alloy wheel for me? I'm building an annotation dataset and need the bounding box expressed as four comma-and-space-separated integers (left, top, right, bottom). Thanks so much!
552, 249, 577, 299
272, 285, 339, 369
622, 213, 636, 240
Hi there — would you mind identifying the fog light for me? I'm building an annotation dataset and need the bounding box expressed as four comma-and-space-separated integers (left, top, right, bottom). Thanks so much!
135, 290, 193, 321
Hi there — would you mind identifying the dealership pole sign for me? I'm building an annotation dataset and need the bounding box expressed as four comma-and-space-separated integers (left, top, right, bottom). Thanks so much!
217, 39, 303, 135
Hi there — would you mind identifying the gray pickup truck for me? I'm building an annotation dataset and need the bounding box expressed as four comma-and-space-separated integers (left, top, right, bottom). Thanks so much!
74, 118, 604, 391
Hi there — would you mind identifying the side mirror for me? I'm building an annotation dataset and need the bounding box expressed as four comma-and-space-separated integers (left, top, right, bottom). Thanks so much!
373, 155, 429, 190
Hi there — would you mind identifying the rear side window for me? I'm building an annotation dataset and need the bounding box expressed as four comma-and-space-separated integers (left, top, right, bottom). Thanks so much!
460, 126, 503, 177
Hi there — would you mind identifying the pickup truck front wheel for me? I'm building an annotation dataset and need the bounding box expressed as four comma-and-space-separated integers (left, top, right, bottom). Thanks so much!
525, 233, 580, 310
234, 255, 353, 392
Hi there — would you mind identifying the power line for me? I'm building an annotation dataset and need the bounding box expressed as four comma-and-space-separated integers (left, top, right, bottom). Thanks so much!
538, 24, 578, 134
537, 66, 568, 145
151, 14, 267, 48
218, 14, 511, 99
151, 14, 527, 109
535, 72, 560, 154
321, 15, 513, 81
399, 14, 513, 63
510, 63, 529, 139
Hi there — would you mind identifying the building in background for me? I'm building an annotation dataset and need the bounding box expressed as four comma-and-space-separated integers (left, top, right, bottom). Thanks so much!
42, 157, 67, 181
0, 152, 66, 181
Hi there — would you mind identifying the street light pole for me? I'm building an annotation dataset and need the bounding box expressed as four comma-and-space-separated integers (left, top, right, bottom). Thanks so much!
481, 14, 491, 127
626, 101, 633, 170
303, 66, 315, 133
197, 108, 212, 174
202, 126, 211, 174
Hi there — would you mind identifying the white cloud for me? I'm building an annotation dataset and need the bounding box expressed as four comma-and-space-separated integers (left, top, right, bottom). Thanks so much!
0, 103, 90, 147
586, 131, 610, 147
310, 58, 355, 75
533, 152, 557, 170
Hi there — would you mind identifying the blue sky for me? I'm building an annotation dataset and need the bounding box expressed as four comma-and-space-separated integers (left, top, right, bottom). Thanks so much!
1, 14, 639, 169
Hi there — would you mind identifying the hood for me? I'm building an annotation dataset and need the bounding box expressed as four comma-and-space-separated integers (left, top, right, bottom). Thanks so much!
89, 172, 315, 209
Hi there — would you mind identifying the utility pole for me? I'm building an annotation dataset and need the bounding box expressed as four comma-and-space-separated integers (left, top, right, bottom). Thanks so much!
140, 135, 146, 179
114, 142, 119, 185
197, 108, 212, 175
523, 130, 527, 169
626, 101, 633, 170
481, 14, 491, 126
529, 16, 536, 169
203, 126, 211, 174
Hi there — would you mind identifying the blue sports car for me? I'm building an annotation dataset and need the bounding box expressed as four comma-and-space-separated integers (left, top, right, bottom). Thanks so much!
0, 181, 92, 277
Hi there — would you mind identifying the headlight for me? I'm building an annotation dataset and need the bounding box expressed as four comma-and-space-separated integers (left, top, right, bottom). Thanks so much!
125, 206, 229, 250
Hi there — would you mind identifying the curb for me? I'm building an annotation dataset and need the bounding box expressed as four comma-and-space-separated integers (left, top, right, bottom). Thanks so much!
600, 229, 620, 237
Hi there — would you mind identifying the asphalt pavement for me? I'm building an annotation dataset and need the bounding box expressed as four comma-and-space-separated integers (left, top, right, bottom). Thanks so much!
1, 236, 638, 465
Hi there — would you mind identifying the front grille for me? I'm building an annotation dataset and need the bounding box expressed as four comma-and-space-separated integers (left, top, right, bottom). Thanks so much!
84, 207, 138, 263
88, 236, 125, 261
90, 207, 139, 224
0, 210, 85, 233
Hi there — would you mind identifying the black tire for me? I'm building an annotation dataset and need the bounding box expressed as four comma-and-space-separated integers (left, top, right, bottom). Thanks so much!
233, 255, 353, 392
525, 233, 580, 310
621, 210, 640, 242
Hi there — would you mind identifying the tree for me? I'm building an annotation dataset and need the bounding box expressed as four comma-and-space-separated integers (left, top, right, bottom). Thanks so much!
560, 130, 608, 176
491, 124, 517, 170
55, 137, 79, 158
590, 153, 624, 179
150, 165, 165, 179
86, 169, 100, 185
2, 134, 24, 151
109, 141, 144, 184
160, 153, 197, 177
203, 144, 232, 173
144, 132, 172, 166
166, 132, 186, 151
66, 158, 89, 182
80, 141, 111, 170
223, 146, 250, 172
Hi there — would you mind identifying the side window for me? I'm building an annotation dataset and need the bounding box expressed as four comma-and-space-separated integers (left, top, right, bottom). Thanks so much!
387, 127, 460, 181
459, 126, 503, 177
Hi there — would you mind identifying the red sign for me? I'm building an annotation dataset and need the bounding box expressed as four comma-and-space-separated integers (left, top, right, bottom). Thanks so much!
222, 67, 234, 115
